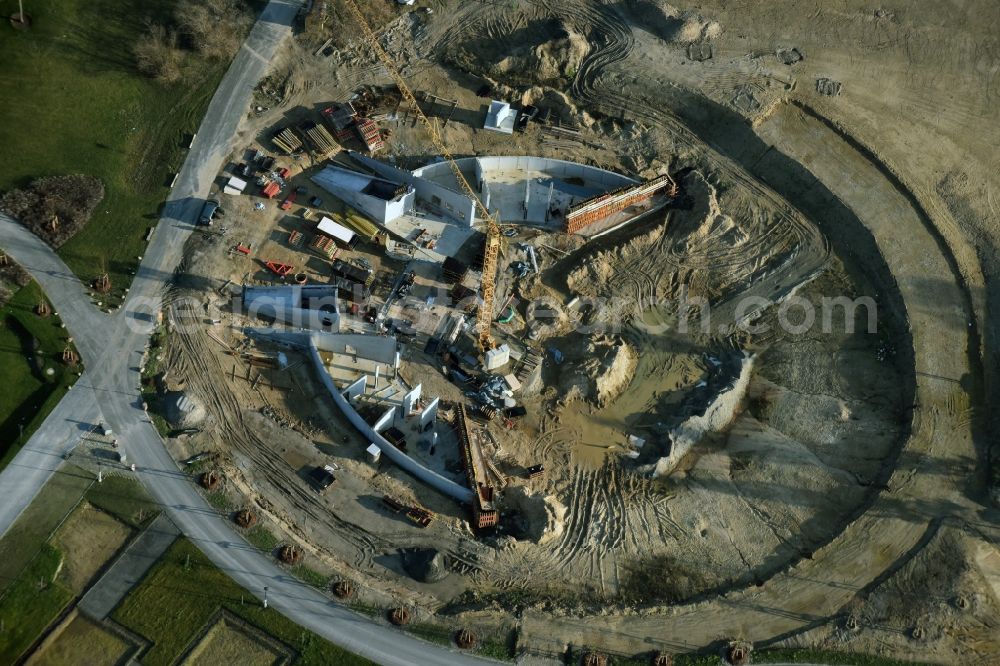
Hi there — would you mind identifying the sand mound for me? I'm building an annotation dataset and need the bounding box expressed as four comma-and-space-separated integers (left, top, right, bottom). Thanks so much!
644, 354, 755, 477
451, 18, 589, 84
520, 87, 579, 124
565, 221, 668, 296
558, 334, 638, 407
503, 486, 566, 546
635, 1, 721, 43
163, 391, 207, 428
492, 26, 589, 82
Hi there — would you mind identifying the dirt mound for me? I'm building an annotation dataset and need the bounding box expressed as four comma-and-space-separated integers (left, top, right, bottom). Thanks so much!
163, 391, 207, 428
503, 486, 566, 546
493, 27, 589, 82
450, 19, 588, 85
558, 334, 637, 407
402, 548, 450, 583
634, 1, 721, 43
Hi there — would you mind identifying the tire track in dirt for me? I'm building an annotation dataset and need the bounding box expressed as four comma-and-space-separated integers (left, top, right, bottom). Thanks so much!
166, 297, 488, 579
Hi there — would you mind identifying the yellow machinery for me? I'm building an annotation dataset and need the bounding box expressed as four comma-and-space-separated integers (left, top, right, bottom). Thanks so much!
343, 0, 501, 351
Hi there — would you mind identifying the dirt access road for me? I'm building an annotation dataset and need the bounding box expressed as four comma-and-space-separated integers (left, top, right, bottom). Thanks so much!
500, 1, 997, 655
0, 2, 494, 664
518, 96, 992, 656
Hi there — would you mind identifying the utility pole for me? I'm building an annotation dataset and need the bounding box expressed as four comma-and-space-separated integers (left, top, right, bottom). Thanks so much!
18, 0, 24, 24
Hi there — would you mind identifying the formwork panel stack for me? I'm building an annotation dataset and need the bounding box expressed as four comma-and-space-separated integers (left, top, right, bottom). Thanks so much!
455, 404, 499, 529
299, 121, 339, 158
355, 117, 384, 153
310, 234, 338, 259
563, 174, 677, 234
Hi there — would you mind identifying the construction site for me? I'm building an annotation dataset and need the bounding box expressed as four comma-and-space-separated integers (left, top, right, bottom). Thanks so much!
149, 0, 1000, 663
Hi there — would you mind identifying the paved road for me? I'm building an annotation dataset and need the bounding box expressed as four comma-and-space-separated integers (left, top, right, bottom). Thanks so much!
0, 2, 491, 664
79, 513, 181, 620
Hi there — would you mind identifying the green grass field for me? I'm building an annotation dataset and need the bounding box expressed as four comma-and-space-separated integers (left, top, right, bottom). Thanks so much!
0, 469, 159, 663
0, 467, 93, 589
113, 538, 373, 666
0, 281, 80, 467
0, 0, 229, 293
0, 543, 74, 663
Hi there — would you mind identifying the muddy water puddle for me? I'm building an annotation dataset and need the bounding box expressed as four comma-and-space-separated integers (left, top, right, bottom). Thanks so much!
534, 322, 715, 467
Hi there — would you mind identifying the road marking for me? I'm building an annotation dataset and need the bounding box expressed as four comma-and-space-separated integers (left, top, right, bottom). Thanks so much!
244, 44, 269, 65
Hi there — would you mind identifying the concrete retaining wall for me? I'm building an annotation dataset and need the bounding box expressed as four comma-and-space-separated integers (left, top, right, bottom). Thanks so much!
416, 156, 637, 192
243, 328, 474, 503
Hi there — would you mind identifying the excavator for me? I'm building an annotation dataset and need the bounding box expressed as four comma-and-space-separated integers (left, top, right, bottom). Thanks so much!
342, 0, 501, 352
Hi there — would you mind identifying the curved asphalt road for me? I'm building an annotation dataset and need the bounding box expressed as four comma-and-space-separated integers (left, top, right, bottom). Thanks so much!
0, 2, 491, 663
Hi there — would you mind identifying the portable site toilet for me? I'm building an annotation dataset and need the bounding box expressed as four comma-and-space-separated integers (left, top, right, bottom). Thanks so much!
366, 443, 381, 463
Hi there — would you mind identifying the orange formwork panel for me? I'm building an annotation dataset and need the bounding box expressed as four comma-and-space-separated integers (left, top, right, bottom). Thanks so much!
563, 174, 676, 234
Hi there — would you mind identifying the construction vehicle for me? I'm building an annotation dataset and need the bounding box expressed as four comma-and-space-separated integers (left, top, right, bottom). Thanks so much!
199, 199, 220, 226
343, 0, 501, 352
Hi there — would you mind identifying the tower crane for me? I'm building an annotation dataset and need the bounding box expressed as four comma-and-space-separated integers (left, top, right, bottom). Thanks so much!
343, 0, 501, 352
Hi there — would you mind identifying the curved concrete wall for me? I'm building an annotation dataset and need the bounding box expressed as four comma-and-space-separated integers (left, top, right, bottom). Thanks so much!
244, 328, 474, 503
414, 156, 637, 191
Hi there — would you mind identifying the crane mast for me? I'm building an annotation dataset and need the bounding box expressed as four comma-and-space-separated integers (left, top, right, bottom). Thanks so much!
343, 0, 501, 351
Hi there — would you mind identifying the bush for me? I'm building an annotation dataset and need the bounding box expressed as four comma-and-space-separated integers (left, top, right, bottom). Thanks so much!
134, 21, 184, 83
174, 0, 252, 60
0, 258, 32, 308
0, 175, 104, 248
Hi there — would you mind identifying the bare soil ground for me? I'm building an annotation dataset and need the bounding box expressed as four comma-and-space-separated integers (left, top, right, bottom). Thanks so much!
25, 610, 132, 666
154, 0, 1000, 660
183, 617, 286, 666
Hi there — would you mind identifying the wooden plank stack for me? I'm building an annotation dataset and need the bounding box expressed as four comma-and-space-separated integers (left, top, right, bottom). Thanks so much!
273, 127, 303, 154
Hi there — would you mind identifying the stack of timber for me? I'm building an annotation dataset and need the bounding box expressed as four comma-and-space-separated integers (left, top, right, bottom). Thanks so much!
300, 121, 339, 157
273, 127, 303, 154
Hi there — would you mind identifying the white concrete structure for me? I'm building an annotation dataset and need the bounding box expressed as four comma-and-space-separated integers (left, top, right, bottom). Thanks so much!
245, 330, 475, 503
484, 344, 510, 370
414, 155, 637, 225
401, 384, 422, 419
484, 101, 517, 134
241, 284, 340, 331
419, 396, 440, 429
343, 375, 367, 401
350, 151, 476, 225
375, 405, 396, 432
311, 164, 415, 224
